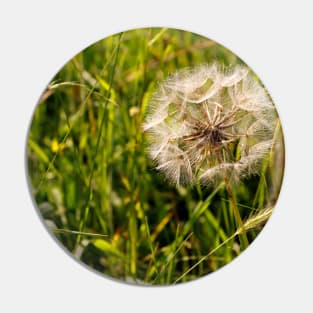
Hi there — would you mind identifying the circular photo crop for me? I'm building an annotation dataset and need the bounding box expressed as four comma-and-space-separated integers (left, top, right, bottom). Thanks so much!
27, 27, 285, 285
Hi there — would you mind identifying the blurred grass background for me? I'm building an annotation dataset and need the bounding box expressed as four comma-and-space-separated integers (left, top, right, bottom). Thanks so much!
27, 28, 284, 285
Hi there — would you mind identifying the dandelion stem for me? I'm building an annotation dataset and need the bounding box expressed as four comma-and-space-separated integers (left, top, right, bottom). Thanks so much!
215, 150, 249, 249
224, 178, 249, 249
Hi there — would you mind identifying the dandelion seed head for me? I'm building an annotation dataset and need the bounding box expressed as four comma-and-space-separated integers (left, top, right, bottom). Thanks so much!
143, 62, 278, 186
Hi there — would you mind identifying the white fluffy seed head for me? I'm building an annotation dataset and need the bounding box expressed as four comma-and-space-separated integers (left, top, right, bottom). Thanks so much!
143, 62, 278, 186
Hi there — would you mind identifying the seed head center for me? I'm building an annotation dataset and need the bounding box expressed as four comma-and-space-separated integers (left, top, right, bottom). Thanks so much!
204, 125, 229, 147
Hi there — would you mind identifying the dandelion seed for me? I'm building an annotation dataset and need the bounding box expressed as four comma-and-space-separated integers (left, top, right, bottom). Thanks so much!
143, 62, 278, 186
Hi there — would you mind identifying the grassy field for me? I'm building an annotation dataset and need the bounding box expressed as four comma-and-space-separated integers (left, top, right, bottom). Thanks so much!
27, 28, 284, 285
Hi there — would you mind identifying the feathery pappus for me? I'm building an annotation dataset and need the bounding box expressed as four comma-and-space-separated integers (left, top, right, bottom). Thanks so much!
143, 62, 278, 186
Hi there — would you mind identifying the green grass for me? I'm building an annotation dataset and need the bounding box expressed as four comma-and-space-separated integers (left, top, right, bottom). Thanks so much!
27, 27, 284, 285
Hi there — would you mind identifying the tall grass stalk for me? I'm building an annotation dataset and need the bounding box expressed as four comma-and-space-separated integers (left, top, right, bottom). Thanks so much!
174, 207, 273, 284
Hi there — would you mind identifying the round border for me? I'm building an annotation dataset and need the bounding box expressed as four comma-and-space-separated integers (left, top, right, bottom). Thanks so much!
1, 1, 312, 312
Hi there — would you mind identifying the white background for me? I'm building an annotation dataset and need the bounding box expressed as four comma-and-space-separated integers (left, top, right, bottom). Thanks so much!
1, 1, 312, 312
